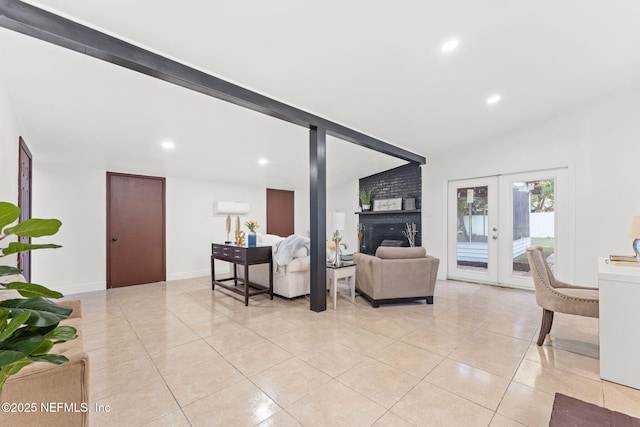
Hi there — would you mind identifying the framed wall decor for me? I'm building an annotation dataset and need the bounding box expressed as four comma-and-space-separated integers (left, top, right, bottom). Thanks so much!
404, 198, 416, 210
373, 198, 402, 211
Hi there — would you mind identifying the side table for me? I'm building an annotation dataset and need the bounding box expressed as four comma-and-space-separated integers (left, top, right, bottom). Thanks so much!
326, 263, 356, 309
211, 243, 273, 306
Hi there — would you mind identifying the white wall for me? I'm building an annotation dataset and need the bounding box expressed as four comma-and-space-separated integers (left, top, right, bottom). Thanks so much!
293, 185, 310, 239
31, 162, 105, 293
327, 180, 359, 253
167, 177, 268, 280
31, 163, 301, 294
0, 78, 25, 269
424, 82, 640, 286
0, 79, 22, 204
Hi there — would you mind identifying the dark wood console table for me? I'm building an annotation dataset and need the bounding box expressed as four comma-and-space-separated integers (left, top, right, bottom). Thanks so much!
210, 243, 273, 306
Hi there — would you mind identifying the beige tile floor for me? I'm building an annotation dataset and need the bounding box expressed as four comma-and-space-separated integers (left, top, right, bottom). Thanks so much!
65, 277, 640, 427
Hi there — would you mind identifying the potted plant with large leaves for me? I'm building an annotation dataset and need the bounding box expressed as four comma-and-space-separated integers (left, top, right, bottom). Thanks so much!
359, 187, 374, 212
0, 201, 76, 398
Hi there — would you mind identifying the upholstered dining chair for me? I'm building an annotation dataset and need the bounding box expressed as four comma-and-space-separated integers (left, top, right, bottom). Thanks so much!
526, 246, 599, 346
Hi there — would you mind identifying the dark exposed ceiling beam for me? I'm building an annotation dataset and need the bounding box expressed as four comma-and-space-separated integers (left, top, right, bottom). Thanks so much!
0, 0, 427, 165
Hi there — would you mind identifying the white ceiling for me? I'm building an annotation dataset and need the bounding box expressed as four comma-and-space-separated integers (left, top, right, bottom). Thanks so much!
2, 0, 640, 188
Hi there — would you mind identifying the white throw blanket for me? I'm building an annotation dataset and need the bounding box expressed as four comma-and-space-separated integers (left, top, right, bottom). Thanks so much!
273, 234, 310, 267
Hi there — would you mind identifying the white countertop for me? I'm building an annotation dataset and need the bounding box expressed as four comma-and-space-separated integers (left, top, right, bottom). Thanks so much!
597, 257, 640, 282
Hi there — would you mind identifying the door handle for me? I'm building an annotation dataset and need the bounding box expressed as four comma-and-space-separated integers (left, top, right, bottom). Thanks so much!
492, 235, 498, 240
112, 237, 118, 242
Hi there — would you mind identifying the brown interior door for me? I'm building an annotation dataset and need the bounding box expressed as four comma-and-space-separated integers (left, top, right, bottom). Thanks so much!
107, 172, 166, 288
18, 137, 32, 282
266, 188, 295, 237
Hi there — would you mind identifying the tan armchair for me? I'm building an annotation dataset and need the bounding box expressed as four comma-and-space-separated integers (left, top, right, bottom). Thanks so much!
354, 247, 439, 308
527, 246, 599, 346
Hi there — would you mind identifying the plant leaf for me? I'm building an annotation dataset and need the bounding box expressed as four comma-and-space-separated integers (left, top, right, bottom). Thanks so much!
0, 298, 72, 327
28, 354, 69, 365
5, 358, 32, 376
31, 338, 54, 356
3, 218, 62, 238
45, 325, 77, 342
1, 242, 62, 256
0, 331, 44, 355
0, 266, 23, 277
23, 323, 57, 335
0, 350, 29, 368
0, 311, 31, 341
0, 308, 9, 332
1, 282, 63, 299
0, 202, 20, 234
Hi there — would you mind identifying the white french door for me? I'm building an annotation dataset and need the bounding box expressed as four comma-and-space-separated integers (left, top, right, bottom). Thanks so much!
447, 176, 499, 284
447, 168, 570, 289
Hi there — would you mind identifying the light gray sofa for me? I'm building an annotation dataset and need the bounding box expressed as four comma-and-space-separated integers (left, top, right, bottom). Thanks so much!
354, 246, 439, 308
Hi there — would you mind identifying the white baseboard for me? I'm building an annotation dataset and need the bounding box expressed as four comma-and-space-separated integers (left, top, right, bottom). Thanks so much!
54, 281, 105, 296
167, 269, 210, 281
48, 270, 212, 295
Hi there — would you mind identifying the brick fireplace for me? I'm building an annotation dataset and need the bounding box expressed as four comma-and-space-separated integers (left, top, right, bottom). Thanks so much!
358, 164, 422, 255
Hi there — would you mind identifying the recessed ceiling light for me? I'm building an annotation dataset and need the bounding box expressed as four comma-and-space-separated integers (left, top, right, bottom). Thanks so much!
441, 39, 459, 53
486, 94, 502, 105
258, 158, 269, 165
161, 141, 175, 150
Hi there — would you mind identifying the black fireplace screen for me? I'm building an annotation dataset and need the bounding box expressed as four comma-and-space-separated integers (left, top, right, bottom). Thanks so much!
361, 222, 412, 255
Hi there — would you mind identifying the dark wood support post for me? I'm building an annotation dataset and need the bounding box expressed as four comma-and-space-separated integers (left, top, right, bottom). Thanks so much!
309, 126, 327, 312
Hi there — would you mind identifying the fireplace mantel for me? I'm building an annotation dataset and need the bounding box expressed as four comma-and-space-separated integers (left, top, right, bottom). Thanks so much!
355, 209, 421, 216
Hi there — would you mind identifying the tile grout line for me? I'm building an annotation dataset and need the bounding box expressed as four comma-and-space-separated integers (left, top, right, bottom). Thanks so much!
119, 297, 190, 426
490, 324, 546, 425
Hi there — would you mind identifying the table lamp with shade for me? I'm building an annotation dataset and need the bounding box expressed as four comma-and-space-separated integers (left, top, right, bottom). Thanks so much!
330, 212, 345, 267
630, 216, 640, 261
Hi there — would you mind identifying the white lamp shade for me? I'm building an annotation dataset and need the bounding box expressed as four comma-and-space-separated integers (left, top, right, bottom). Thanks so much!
330, 212, 345, 231
629, 216, 640, 238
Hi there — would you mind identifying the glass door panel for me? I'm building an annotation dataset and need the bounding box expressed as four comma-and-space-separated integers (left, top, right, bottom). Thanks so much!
498, 169, 569, 289
448, 177, 498, 283
457, 186, 489, 272
511, 179, 555, 278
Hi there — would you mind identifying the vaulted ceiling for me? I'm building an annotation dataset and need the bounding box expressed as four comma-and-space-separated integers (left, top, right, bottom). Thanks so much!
1, 0, 639, 188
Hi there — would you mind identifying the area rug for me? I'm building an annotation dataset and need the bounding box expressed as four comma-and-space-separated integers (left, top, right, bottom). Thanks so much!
550, 393, 640, 426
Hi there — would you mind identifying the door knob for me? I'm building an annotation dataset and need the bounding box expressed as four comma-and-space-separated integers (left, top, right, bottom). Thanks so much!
492, 235, 498, 240
492, 227, 497, 232
112, 237, 118, 242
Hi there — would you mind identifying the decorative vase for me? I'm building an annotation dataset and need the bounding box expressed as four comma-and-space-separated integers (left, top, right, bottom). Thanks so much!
248, 232, 257, 247
362, 204, 371, 212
